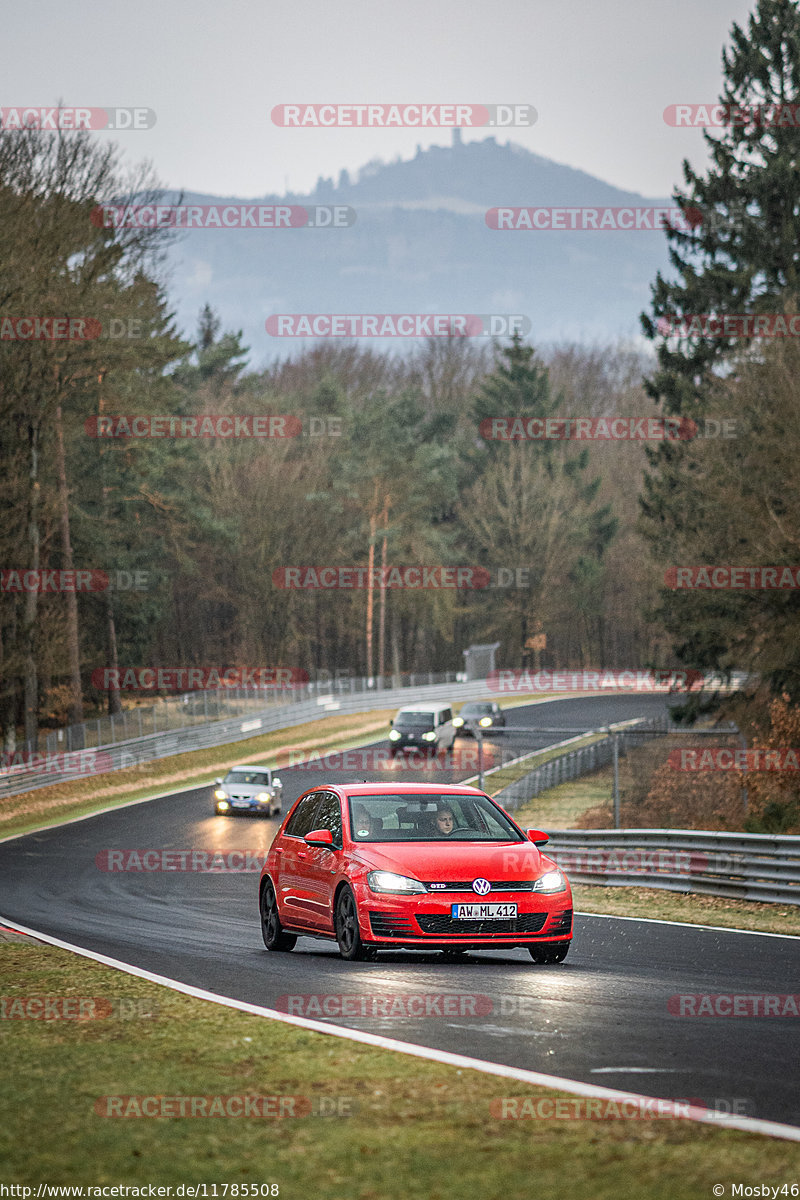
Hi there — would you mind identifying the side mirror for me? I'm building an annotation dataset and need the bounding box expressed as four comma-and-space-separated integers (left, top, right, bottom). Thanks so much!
527, 828, 549, 847
389, 719, 393, 727
304, 828, 334, 848
214, 778, 222, 785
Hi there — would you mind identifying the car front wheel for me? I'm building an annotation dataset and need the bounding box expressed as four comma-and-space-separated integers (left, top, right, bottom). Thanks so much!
335, 887, 376, 961
528, 942, 569, 964
260, 880, 297, 952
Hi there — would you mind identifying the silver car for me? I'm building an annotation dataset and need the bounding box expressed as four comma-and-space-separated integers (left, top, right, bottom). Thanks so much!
213, 765, 283, 817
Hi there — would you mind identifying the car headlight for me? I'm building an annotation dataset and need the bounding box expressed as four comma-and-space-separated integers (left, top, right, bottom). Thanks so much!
422, 731, 437, 741
478, 716, 493, 727
389, 729, 401, 741
532, 870, 567, 893
452, 717, 464, 728
367, 870, 427, 894
214, 788, 229, 800
256, 791, 271, 803
216, 800, 230, 811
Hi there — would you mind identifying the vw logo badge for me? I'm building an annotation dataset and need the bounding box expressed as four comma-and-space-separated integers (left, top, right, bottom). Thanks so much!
472, 877, 491, 896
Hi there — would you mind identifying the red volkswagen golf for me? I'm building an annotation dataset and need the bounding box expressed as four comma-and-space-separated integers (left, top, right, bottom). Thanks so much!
258, 783, 573, 962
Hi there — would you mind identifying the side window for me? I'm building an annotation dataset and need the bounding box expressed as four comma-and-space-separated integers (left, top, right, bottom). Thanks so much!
284, 793, 323, 838
440, 708, 452, 724
313, 792, 343, 847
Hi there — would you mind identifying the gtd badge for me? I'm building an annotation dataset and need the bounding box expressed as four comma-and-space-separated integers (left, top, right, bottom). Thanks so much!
472, 878, 491, 895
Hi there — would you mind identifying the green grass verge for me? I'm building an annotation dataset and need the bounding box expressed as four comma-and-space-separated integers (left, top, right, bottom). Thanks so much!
1, 940, 797, 1196
572, 884, 800, 937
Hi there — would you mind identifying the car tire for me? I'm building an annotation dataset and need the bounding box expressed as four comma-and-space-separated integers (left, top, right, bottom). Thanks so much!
528, 942, 569, 964
260, 880, 297, 952
335, 887, 376, 961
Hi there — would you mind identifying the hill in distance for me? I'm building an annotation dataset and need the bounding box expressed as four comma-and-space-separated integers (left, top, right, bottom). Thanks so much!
158, 135, 677, 366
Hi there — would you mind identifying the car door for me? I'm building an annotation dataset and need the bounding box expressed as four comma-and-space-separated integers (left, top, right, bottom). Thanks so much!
275, 791, 323, 926
299, 791, 343, 932
438, 707, 455, 748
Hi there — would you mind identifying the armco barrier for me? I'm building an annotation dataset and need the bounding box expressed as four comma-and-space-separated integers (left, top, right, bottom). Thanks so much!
492, 719, 669, 809
543, 829, 800, 906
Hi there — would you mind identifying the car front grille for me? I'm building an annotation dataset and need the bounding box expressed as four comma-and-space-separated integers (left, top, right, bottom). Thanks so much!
423, 880, 537, 892
416, 912, 548, 935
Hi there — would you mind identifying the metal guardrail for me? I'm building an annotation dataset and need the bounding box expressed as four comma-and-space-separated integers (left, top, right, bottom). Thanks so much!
492, 718, 668, 809
542, 829, 800, 906
0, 676, 502, 798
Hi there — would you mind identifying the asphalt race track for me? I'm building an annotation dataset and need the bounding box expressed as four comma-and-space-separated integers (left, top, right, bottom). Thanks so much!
2, 695, 798, 1128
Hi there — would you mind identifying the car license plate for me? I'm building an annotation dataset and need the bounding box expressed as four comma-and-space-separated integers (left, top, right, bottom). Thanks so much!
450, 903, 517, 919
232, 799, 251, 807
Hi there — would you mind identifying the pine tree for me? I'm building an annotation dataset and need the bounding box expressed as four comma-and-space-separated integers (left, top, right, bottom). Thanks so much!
640, 0, 800, 697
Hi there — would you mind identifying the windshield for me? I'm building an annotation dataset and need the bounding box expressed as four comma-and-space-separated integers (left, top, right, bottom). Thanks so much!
347, 794, 524, 842
394, 712, 435, 728
224, 769, 270, 785
463, 704, 493, 715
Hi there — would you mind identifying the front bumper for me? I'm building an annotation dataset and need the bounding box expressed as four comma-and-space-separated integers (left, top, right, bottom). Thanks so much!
356, 888, 573, 948
216, 795, 280, 814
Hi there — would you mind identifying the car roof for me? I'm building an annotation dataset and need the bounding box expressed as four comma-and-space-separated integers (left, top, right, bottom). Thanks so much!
228, 764, 270, 771
394, 703, 451, 714
332, 782, 486, 798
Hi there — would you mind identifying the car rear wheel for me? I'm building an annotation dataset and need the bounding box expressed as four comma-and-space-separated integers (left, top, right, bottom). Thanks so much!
528, 942, 569, 964
335, 887, 376, 961
260, 880, 296, 952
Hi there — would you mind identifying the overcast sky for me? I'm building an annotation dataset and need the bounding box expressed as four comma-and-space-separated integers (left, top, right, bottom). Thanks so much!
4, 0, 756, 200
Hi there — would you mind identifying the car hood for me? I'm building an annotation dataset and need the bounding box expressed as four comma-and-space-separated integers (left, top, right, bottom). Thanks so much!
350, 840, 542, 880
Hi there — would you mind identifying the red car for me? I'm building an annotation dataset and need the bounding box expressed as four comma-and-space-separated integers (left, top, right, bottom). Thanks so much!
258, 782, 573, 962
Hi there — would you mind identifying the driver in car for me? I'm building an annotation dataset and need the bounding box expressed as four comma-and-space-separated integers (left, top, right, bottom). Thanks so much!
434, 806, 455, 836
